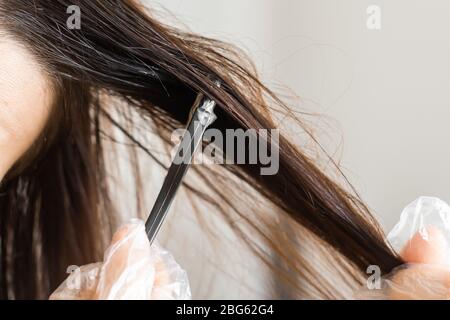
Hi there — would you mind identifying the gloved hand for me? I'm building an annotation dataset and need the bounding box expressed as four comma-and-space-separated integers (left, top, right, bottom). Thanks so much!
356, 197, 450, 299
50, 219, 191, 300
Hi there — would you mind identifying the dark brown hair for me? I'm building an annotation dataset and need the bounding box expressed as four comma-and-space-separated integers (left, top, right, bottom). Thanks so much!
0, 0, 403, 299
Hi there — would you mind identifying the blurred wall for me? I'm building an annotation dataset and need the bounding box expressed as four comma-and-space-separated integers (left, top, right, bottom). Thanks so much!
147, 0, 450, 231
136, 0, 450, 299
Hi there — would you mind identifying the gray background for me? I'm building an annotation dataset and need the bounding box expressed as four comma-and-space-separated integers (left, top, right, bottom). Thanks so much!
141, 0, 450, 298
147, 0, 450, 230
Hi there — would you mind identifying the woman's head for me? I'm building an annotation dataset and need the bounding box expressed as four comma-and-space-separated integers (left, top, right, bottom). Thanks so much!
0, 0, 403, 299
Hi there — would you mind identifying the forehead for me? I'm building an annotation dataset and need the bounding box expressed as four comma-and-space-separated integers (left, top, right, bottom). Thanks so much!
0, 36, 50, 135
0, 37, 52, 139
0, 36, 53, 178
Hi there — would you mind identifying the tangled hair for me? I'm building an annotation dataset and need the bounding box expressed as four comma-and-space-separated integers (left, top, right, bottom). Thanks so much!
0, 0, 402, 299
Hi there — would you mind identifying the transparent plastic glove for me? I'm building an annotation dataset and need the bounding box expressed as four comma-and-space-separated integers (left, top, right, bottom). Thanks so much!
50, 219, 191, 300
356, 197, 450, 299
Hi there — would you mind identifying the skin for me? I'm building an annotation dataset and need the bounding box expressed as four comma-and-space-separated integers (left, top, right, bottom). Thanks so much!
0, 36, 448, 300
50, 222, 174, 299
389, 227, 450, 299
0, 36, 53, 181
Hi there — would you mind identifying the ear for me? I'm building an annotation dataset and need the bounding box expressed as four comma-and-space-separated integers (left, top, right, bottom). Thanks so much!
400, 226, 448, 265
